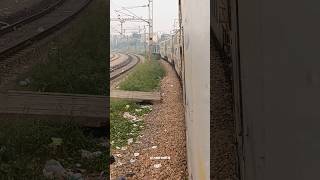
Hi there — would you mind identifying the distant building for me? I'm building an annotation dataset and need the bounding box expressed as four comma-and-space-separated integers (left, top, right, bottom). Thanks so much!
132, 32, 141, 39
160, 34, 171, 41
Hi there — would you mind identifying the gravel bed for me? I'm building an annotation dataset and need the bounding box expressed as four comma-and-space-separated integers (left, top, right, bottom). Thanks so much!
210, 38, 239, 179
110, 60, 187, 180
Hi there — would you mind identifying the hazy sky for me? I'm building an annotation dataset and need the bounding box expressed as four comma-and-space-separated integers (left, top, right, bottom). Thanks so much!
110, 0, 178, 35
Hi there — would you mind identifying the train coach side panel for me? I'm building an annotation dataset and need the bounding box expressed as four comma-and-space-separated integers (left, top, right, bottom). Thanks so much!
160, 41, 166, 59
166, 39, 173, 63
238, 0, 320, 179
181, 0, 210, 179
173, 33, 182, 78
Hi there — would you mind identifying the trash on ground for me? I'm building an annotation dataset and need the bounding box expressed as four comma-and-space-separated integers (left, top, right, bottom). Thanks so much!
141, 105, 152, 110
153, 164, 162, 168
127, 138, 133, 145
123, 112, 137, 121
114, 153, 122, 157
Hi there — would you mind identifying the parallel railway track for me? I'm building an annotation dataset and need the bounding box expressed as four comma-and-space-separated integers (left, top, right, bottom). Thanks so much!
110, 53, 115, 60
110, 53, 130, 72
110, 53, 140, 80
110, 52, 120, 62
0, 0, 92, 60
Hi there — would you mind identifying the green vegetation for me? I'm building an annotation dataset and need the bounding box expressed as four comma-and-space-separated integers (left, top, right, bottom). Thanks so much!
20, 0, 108, 95
0, 118, 108, 179
111, 58, 163, 149
111, 57, 164, 149
119, 60, 165, 92
110, 100, 152, 148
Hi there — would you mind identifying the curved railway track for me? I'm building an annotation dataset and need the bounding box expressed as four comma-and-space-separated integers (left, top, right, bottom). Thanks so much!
110, 54, 129, 71
110, 53, 140, 80
0, 0, 92, 60
110, 52, 120, 62
110, 53, 115, 60
110, 53, 130, 72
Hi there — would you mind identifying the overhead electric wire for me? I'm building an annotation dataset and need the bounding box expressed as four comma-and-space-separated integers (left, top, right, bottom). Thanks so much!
114, 10, 137, 19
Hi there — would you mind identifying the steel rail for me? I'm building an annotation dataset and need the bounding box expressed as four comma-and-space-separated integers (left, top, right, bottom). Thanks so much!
110, 53, 140, 80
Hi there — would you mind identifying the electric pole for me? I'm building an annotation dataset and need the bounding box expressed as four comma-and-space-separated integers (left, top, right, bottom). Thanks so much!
148, 0, 153, 61
144, 25, 147, 57
111, 2, 152, 58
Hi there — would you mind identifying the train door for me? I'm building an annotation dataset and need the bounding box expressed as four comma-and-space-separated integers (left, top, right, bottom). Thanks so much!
168, 40, 172, 63
230, 1, 245, 179
176, 33, 182, 78
171, 36, 174, 62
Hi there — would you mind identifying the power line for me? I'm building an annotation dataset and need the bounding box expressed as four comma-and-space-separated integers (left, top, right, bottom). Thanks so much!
111, 0, 153, 60
125, 5, 148, 9
121, 7, 144, 20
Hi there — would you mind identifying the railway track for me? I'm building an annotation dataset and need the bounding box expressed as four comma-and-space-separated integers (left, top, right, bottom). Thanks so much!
110, 53, 140, 80
110, 52, 120, 62
110, 53, 115, 60
0, 0, 91, 60
0, 0, 66, 35
110, 53, 130, 72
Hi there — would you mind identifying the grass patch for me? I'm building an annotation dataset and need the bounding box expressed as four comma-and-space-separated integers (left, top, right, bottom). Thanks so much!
110, 100, 152, 148
0, 118, 108, 179
19, 0, 108, 95
119, 60, 165, 92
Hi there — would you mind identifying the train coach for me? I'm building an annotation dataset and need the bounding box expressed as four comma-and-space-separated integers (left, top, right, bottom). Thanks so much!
172, 31, 183, 78
155, 0, 320, 179
210, 0, 320, 179
159, 40, 167, 59
151, 44, 161, 59
151, 44, 160, 54
159, 31, 183, 79
160, 37, 174, 63
166, 38, 173, 63
158, 0, 210, 178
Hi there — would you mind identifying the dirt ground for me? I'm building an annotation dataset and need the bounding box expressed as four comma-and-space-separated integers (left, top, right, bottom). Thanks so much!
110, 60, 187, 180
